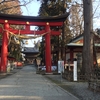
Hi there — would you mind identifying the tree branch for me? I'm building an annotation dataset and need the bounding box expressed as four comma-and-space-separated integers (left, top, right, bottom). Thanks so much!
0, 0, 34, 12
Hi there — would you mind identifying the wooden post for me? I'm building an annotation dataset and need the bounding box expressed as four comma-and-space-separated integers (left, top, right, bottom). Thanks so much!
1, 21, 9, 72
70, 48, 74, 63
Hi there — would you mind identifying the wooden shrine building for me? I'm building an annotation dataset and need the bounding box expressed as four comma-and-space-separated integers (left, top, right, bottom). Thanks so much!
66, 34, 100, 66
21, 47, 39, 64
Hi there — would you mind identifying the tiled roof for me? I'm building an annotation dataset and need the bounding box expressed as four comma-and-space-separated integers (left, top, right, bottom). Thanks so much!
0, 13, 69, 22
69, 34, 83, 43
22, 47, 39, 54
24, 47, 38, 52
67, 33, 100, 47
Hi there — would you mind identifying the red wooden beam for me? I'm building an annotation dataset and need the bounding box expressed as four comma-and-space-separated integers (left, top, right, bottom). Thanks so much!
0, 27, 61, 36
51, 30, 61, 35
0, 19, 5, 24
0, 19, 46, 26
0, 27, 2, 32
0, 19, 63, 26
9, 29, 46, 35
9, 30, 61, 35
49, 22, 63, 26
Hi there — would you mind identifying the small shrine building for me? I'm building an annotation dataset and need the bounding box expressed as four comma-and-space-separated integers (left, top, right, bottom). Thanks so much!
66, 34, 100, 66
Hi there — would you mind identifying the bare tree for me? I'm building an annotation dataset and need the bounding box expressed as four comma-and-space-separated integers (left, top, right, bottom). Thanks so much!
82, 0, 93, 78
69, 2, 84, 37
0, 0, 34, 14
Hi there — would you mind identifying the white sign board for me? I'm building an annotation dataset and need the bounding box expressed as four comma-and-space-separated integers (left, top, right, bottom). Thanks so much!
73, 61, 77, 81
58, 61, 64, 73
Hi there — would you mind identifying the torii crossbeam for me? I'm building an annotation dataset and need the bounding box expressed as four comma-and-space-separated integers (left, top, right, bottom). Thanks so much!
0, 13, 69, 73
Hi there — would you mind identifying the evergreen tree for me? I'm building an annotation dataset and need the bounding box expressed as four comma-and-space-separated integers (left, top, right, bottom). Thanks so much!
38, 0, 72, 63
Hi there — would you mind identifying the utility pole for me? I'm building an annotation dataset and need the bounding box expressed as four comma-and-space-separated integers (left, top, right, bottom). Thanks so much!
82, 0, 93, 79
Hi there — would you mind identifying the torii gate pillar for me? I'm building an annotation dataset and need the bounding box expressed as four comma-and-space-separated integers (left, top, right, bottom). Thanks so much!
1, 21, 9, 72
45, 22, 51, 73
0, 13, 69, 73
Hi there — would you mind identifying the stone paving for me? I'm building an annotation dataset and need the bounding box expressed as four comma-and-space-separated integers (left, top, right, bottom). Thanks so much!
0, 65, 79, 100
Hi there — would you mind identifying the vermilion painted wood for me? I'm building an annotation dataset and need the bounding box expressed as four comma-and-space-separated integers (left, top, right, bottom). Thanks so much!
0, 19, 63, 26
0, 24, 62, 72
49, 22, 63, 26
9, 29, 46, 35
0, 28, 60, 35
0, 19, 46, 25
45, 24, 51, 73
1, 23, 9, 72
0, 13, 69, 73
0, 19, 5, 24
0, 28, 2, 32
51, 31, 60, 35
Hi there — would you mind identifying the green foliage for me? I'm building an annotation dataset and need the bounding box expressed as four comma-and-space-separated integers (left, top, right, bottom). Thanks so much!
38, 0, 67, 16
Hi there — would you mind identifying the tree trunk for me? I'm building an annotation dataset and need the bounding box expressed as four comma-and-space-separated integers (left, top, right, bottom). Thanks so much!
82, 0, 93, 79
61, 22, 66, 61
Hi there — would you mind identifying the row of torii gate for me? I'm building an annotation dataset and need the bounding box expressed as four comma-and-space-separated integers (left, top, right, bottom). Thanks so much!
0, 13, 69, 73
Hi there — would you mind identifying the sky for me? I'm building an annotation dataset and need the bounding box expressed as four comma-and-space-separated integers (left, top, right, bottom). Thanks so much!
21, 0, 41, 47
93, 0, 100, 29
21, 0, 41, 16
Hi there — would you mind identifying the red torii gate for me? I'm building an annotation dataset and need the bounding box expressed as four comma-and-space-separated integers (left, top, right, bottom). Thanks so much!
0, 13, 69, 73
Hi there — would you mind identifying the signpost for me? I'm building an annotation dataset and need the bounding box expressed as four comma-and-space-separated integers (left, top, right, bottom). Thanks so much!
58, 61, 64, 82
58, 61, 64, 73
73, 59, 77, 81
